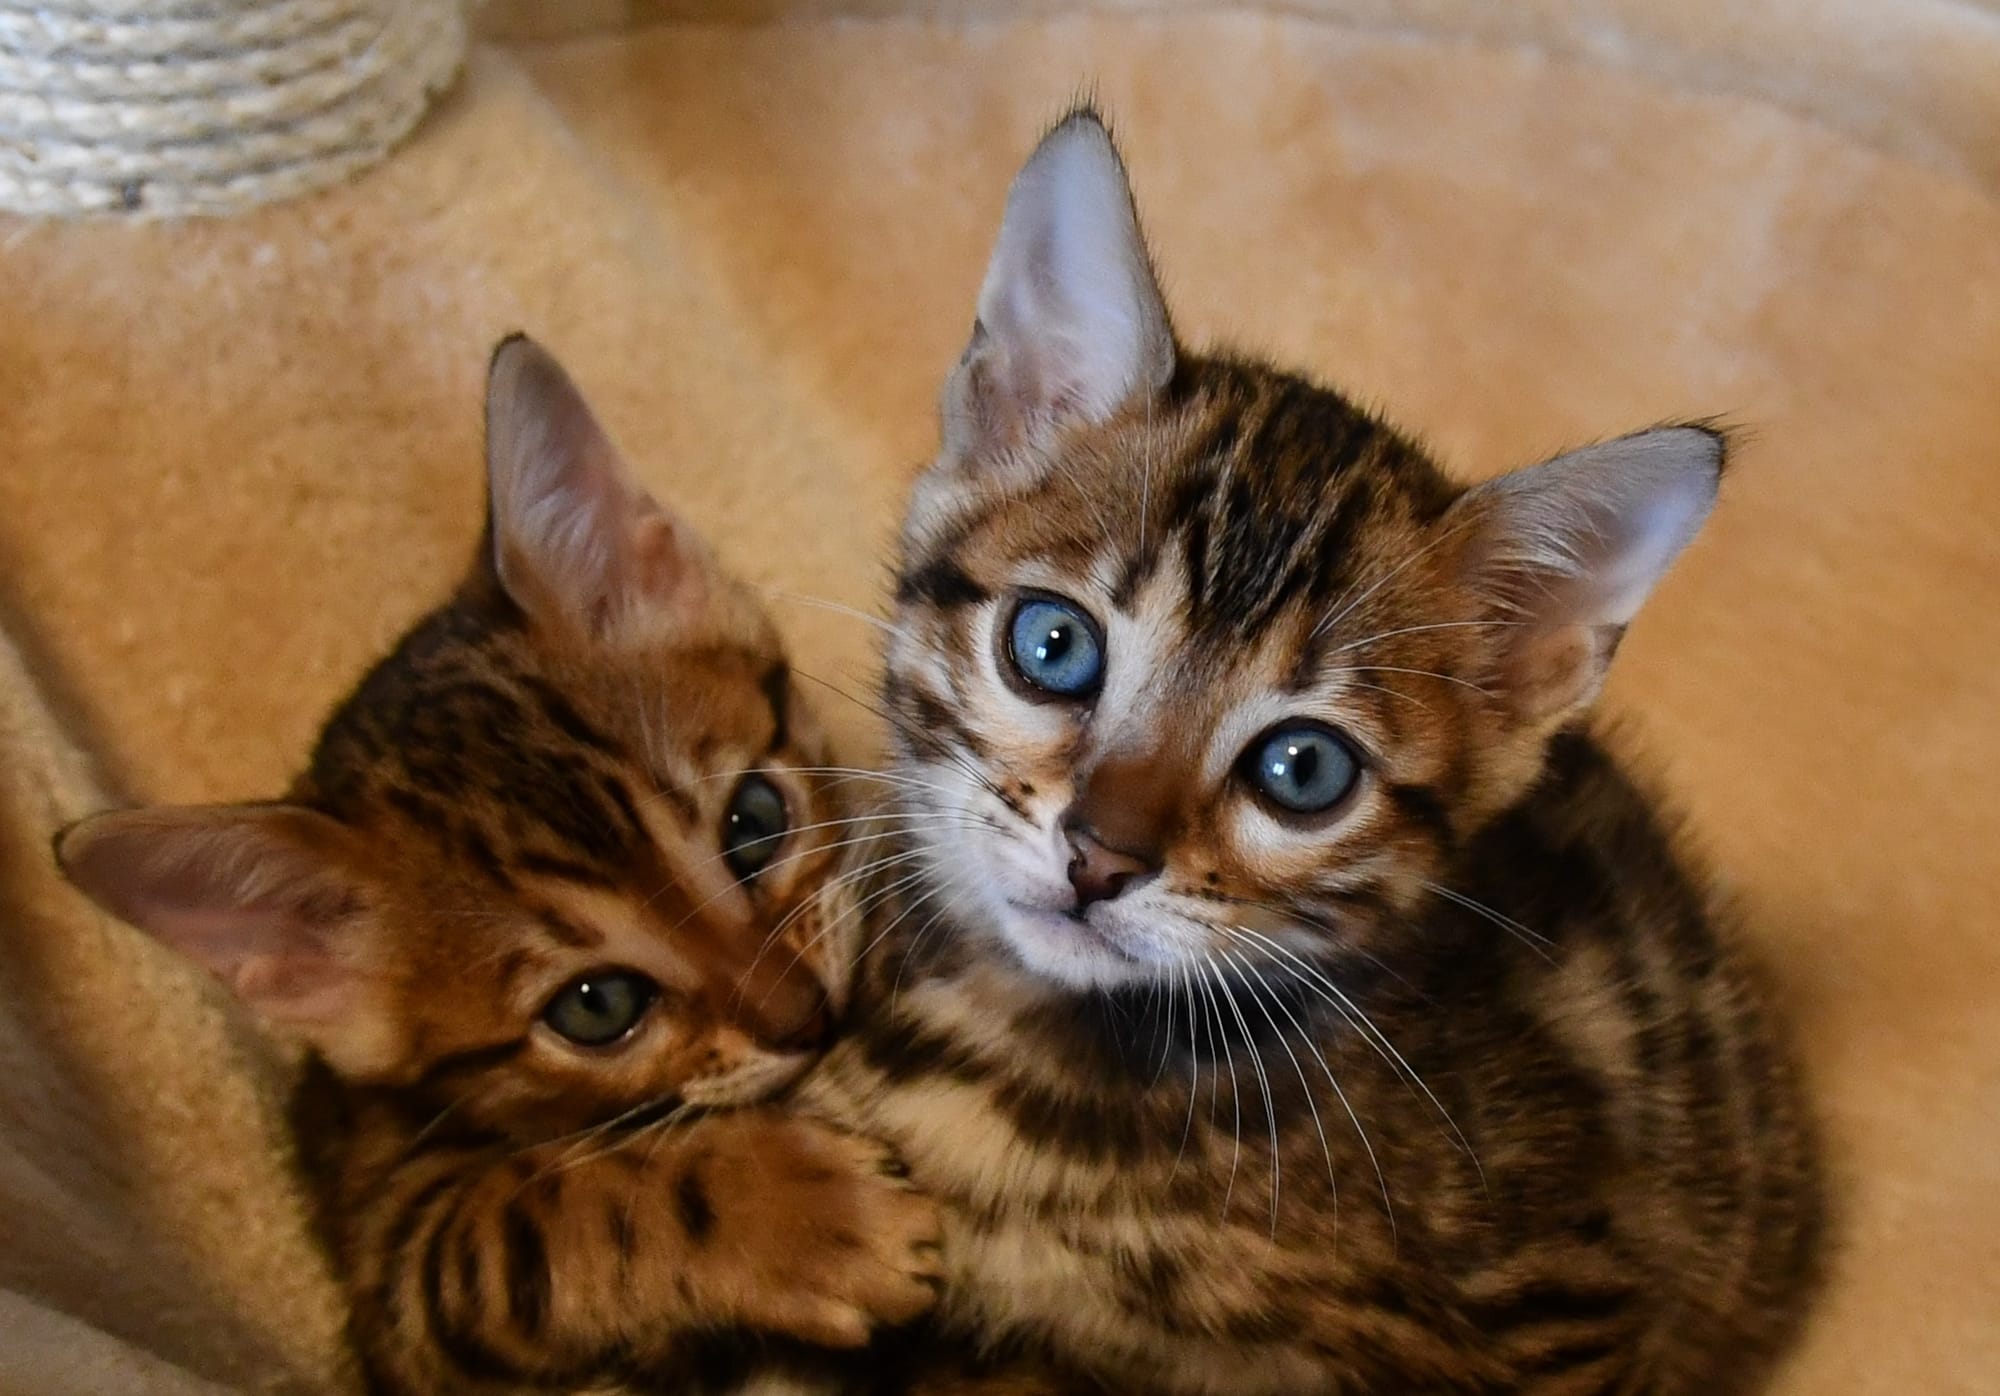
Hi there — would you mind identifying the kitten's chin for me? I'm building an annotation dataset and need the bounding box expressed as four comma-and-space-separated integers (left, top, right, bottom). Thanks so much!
995, 901, 1158, 993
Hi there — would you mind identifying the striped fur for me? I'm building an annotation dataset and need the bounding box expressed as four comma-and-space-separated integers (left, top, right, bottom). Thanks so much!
791, 113, 1825, 1396
58, 339, 944, 1395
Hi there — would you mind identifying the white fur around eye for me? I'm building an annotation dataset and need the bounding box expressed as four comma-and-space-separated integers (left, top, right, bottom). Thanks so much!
1094, 608, 1181, 732
1222, 791, 1384, 899
1205, 677, 1387, 789
894, 628, 960, 707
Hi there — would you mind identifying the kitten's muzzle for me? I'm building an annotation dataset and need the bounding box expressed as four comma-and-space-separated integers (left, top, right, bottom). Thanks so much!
1061, 750, 1180, 911
728, 955, 834, 1053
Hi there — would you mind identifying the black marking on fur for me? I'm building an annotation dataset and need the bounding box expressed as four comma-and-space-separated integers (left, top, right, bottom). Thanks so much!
502, 1197, 550, 1338
408, 1036, 529, 1093
761, 661, 792, 752
676, 1167, 716, 1244
897, 557, 991, 610
520, 675, 619, 756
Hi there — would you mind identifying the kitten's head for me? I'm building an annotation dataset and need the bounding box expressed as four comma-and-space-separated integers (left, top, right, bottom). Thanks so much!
888, 111, 1722, 993
59, 337, 856, 1136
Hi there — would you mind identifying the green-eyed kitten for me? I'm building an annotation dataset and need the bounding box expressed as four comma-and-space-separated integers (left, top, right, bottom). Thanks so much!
57, 337, 942, 1394
799, 112, 1824, 1395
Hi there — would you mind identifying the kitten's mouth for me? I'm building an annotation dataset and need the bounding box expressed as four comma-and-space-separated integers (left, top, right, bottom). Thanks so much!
1003, 899, 1142, 973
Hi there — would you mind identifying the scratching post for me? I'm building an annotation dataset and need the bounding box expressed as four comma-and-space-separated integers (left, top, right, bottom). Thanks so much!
0, 0, 466, 219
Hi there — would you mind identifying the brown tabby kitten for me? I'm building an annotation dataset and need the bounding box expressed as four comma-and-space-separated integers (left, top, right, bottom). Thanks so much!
798, 112, 1825, 1395
56, 337, 943, 1395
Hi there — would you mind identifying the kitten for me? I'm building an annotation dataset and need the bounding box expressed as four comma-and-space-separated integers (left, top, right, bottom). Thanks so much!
799, 111, 1825, 1395
56, 337, 943, 1395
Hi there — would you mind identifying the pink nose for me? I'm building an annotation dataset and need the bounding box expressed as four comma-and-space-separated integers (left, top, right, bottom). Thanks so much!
1064, 826, 1158, 909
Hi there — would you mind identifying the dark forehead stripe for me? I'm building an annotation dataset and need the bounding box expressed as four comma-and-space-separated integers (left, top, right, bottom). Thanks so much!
303, 607, 646, 872
1113, 407, 1246, 609
1168, 359, 1448, 643
759, 660, 791, 752
530, 905, 601, 949
518, 674, 620, 756
513, 850, 615, 889
896, 555, 992, 611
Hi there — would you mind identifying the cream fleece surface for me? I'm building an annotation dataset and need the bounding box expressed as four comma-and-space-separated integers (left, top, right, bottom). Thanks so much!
1, 4, 1995, 1390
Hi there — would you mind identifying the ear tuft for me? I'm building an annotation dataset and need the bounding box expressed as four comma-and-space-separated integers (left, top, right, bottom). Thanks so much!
1456, 425, 1723, 722
484, 335, 715, 636
944, 108, 1175, 463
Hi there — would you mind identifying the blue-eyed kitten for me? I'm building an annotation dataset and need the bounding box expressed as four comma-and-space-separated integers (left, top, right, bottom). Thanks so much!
797, 110, 1824, 1396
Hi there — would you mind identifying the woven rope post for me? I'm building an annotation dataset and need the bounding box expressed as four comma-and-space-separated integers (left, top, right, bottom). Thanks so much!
0, 0, 467, 219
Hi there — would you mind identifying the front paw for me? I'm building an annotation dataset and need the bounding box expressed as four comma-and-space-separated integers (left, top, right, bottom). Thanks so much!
694, 1113, 944, 1348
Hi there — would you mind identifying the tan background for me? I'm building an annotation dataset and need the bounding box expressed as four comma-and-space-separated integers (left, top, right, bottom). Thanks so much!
0, 1, 1995, 1391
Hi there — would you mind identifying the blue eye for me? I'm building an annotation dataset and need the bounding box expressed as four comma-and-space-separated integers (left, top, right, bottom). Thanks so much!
1006, 596, 1104, 698
1244, 725, 1359, 814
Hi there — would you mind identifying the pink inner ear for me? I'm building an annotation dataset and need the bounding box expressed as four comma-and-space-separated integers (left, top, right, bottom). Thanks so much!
1452, 427, 1722, 725
121, 864, 365, 1027
58, 807, 370, 1027
485, 337, 717, 635
141, 890, 324, 985
626, 509, 709, 618
951, 113, 1176, 459
1497, 625, 1611, 727
230, 945, 356, 1028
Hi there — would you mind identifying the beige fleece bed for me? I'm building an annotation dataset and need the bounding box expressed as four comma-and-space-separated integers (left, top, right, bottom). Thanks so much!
0, 3, 1996, 1392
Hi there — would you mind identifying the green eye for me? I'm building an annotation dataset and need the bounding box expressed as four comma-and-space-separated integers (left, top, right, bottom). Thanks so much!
543, 970, 657, 1046
722, 775, 788, 880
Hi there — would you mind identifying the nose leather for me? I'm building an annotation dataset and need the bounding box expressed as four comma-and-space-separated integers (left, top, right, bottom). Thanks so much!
1065, 825, 1159, 909
1061, 749, 1182, 912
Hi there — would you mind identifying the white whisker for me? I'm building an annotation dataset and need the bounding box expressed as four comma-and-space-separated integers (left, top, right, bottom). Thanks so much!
1173, 959, 1202, 1177
1194, 959, 1243, 1219
1319, 619, 1522, 658
1313, 513, 1479, 639
1228, 924, 1484, 1192
1421, 880, 1555, 960
1211, 952, 1282, 1235
764, 590, 912, 643
1219, 942, 1340, 1240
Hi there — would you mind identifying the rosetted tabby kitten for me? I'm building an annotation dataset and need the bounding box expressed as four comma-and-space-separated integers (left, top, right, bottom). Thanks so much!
56, 337, 943, 1394
800, 112, 1824, 1395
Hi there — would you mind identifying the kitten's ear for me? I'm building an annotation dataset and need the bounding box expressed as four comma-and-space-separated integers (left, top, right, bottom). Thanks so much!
1452, 426, 1724, 724
483, 334, 718, 637
944, 109, 1176, 464
55, 805, 392, 1073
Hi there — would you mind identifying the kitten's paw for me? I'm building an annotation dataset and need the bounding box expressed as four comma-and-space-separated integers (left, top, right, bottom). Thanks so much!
698, 1114, 944, 1348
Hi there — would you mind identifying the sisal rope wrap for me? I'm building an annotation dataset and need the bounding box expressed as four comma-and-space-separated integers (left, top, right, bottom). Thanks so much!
0, 0, 467, 219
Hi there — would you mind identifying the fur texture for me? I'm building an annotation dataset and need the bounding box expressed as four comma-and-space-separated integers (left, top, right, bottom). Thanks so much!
56, 339, 943, 1395
798, 112, 1824, 1396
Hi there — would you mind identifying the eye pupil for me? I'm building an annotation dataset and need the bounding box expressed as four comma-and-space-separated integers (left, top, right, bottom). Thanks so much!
1292, 745, 1318, 784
